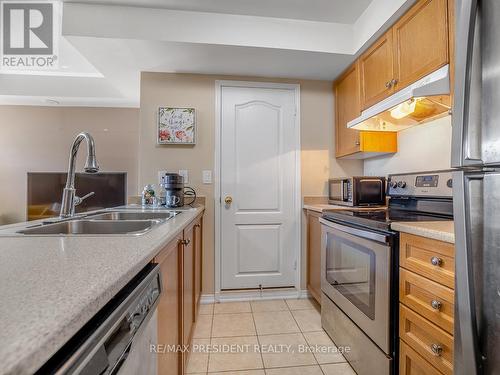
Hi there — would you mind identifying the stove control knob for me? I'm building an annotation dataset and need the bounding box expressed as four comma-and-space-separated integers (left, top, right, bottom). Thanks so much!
389, 181, 398, 189
447, 178, 453, 188
397, 181, 407, 188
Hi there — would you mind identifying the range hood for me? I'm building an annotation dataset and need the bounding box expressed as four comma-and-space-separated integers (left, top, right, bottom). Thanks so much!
347, 65, 451, 132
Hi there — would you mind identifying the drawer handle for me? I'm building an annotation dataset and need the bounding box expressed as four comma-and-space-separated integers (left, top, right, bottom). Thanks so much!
430, 256, 443, 266
430, 343, 443, 356
431, 300, 442, 310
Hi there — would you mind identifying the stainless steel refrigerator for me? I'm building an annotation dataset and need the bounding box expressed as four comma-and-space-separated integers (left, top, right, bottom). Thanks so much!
453, 0, 500, 374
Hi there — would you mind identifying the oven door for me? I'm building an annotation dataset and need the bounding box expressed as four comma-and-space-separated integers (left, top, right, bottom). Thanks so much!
320, 218, 391, 353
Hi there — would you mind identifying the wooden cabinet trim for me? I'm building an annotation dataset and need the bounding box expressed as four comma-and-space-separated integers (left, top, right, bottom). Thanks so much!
400, 268, 454, 334
400, 304, 453, 375
400, 233, 455, 289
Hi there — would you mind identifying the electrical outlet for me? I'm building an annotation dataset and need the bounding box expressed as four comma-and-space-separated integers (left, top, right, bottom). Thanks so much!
178, 169, 189, 183
158, 170, 168, 184
202, 170, 212, 184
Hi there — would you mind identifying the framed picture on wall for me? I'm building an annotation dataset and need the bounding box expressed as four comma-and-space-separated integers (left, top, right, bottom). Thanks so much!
157, 107, 196, 145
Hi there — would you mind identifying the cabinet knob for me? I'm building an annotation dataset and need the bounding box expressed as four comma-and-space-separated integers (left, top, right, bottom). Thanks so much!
355, 140, 361, 146
385, 81, 392, 88
390, 78, 398, 86
430, 343, 443, 356
194, 224, 201, 228
180, 239, 191, 246
430, 256, 443, 267
430, 300, 442, 310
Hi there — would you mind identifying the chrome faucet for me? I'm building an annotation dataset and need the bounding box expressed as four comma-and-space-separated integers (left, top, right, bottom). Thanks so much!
59, 132, 99, 218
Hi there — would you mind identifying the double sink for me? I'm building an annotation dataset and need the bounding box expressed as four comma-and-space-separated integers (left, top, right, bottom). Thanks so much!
16, 210, 179, 236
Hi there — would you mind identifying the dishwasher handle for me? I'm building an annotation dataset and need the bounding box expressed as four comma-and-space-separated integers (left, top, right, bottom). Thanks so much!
108, 340, 133, 375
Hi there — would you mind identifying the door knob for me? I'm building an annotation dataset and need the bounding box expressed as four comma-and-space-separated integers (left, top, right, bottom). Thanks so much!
224, 196, 233, 205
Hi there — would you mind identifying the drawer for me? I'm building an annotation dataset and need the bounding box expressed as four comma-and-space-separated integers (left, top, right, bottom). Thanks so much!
400, 268, 454, 334
400, 233, 455, 289
400, 304, 453, 375
400, 340, 442, 375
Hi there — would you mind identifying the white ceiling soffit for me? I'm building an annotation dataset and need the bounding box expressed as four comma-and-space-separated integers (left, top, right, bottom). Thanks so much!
2, 0, 414, 107
62, 0, 374, 24
64, 37, 356, 104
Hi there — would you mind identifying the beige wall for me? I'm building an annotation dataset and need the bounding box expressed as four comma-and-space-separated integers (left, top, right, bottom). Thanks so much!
139, 72, 363, 294
0, 106, 139, 224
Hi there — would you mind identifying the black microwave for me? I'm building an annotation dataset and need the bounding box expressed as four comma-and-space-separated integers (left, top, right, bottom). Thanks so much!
328, 177, 386, 206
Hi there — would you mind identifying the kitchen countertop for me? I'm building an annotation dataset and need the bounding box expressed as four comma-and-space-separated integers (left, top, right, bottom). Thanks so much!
303, 203, 387, 213
391, 221, 455, 243
0, 205, 204, 375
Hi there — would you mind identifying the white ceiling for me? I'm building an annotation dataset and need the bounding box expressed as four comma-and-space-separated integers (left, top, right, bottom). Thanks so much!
63, 0, 374, 23
0, 0, 414, 107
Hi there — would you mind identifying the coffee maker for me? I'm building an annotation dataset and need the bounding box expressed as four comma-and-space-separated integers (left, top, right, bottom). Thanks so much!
160, 173, 196, 208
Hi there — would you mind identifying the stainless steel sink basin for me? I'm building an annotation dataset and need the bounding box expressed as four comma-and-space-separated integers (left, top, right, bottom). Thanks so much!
17, 220, 157, 236
86, 211, 177, 221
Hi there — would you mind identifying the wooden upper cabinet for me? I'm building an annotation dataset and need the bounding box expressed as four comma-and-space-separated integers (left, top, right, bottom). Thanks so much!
335, 62, 361, 157
393, 0, 449, 91
360, 31, 395, 110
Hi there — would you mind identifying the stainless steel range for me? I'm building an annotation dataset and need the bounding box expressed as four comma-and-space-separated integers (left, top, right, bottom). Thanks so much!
320, 170, 454, 375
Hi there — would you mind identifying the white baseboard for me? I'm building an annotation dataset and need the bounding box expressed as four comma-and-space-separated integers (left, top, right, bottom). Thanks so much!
200, 289, 311, 304
200, 294, 216, 304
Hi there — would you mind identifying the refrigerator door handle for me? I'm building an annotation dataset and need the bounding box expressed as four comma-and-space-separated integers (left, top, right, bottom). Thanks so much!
453, 171, 480, 375
452, 0, 483, 167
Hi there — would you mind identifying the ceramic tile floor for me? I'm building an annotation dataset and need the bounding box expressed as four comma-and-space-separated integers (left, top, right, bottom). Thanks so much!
187, 298, 356, 375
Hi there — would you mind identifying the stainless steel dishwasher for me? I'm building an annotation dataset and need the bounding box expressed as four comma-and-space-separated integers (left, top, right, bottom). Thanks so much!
36, 263, 161, 375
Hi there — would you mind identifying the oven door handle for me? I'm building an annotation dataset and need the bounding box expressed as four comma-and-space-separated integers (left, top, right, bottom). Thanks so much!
319, 218, 389, 244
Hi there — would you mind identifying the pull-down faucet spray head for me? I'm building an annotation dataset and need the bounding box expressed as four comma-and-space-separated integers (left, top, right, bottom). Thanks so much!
60, 132, 99, 218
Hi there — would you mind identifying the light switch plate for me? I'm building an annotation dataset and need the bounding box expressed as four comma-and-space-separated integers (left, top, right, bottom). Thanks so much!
178, 169, 189, 183
202, 170, 212, 184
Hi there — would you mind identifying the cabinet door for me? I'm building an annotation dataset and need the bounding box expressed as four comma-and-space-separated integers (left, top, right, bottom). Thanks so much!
182, 224, 195, 364
306, 211, 322, 304
393, 0, 449, 90
359, 31, 395, 109
335, 63, 361, 157
400, 340, 442, 375
193, 217, 203, 319
155, 235, 182, 375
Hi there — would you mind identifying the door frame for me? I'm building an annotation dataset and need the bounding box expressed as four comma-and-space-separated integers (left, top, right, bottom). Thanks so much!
214, 80, 301, 299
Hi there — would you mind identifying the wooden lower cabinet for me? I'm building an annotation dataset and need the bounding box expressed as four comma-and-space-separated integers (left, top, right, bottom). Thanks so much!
400, 305, 453, 375
193, 218, 203, 319
399, 233, 454, 375
156, 234, 182, 375
400, 340, 442, 375
156, 213, 204, 375
181, 222, 195, 371
306, 210, 322, 304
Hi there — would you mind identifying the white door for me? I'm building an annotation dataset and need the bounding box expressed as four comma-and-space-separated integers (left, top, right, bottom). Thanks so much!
219, 83, 299, 290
